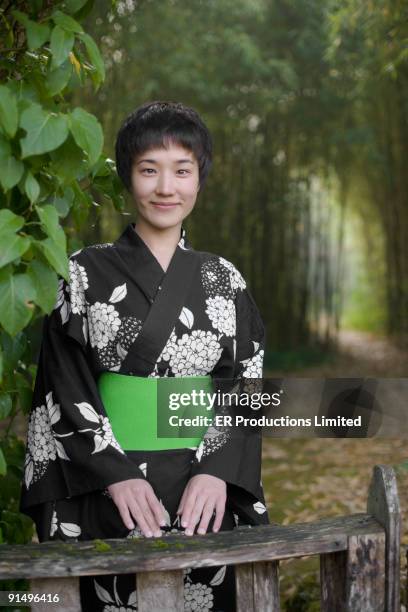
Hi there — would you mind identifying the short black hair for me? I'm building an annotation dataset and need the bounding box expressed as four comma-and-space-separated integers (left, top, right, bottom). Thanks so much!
115, 101, 213, 193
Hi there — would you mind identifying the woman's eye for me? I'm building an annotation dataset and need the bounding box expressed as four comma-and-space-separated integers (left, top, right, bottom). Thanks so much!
140, 168, 190, 176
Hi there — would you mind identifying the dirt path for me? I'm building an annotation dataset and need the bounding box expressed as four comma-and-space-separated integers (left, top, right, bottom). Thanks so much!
269, 329, 408, 377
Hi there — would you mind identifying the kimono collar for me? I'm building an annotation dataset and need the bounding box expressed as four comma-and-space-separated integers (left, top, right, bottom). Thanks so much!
113, 222, 193, 303
115, 222, 192, 252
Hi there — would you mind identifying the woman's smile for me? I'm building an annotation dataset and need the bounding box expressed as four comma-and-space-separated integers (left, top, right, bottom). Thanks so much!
151, 201, 180, 210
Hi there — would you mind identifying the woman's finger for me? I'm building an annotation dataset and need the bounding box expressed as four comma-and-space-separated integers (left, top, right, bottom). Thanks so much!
185, 494, 206, 536
212, 498, 226, 533
116, 500, 135, 531
136, 496, 162, 536
146, 489, 167, 527
127, 498, 155, 538
196, 499, 215, 535
177, 486, 188, 515
180, 487, 198, 530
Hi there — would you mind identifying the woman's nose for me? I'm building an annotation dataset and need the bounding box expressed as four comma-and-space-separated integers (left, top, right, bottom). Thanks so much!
155, 172, 176, 195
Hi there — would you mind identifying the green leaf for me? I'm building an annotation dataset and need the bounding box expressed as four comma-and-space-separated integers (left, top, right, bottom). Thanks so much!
46, 187, 74, 218
78, 32, 105, 82
0, 270, 37, 336
50, 25, 75, 69
0, 393, 12, 419
11, 10, 29, 27
0, 210, 25, 234
0, 447, 6, 477
0, 236, 30, 268
13, 9, 50, 51
69, 108, 103, 165
49, 134, 87, 181
0, 348, 2, 384
64, 0, 89, 13
0, 140, 24, 191
9, 80, 40, 105
0, 133, 11, 156
0, 86, 18, 138
45, 61, 73, 96
92, 157, 111, 178
20, 103, 69, 157
25, 20, 50, 50
52, 10, 83, 34
33, 238, 69, 280
24, 171, 40, 203
27, 259, 59, 313
0, 156, 24, 192
35, 204, 66, 247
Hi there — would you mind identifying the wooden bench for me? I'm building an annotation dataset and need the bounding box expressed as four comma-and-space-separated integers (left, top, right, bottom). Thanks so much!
0, 464, 400, 611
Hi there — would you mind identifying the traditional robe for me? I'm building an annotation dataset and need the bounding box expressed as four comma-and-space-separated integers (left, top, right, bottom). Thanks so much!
19, 222, 269, 612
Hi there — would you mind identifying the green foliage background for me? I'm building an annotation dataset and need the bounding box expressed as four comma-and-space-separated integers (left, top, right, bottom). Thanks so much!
75, 0, 408, 350
0, 0, 125, 549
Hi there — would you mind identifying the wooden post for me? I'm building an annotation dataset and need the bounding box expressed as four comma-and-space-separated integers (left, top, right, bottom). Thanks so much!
322, 464, 399, 611
136, 569, 184, 612
254, 561, 280, 611
367, 464, 401, 611
236, 561, 280, 611
30, 577, 81, 612
345, 532, 386, 611
321, 533, 386, 612
320, 550, 347, 611
236, 563, 254, 611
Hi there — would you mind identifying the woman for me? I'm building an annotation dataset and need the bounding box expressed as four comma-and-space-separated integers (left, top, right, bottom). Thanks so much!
19, 101, 269, 611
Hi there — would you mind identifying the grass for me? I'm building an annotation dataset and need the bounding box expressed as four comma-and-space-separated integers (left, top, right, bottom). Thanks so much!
264, 344, 336, 372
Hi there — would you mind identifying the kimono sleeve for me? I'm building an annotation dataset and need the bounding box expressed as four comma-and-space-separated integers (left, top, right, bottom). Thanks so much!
190, 280, 269, 525
19, 259, 145, 517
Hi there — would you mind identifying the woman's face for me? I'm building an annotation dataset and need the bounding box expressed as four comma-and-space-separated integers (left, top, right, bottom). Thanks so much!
130, 142, 200, 231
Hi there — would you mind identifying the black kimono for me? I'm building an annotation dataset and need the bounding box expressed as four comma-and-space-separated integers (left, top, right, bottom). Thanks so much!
19, 222, 269, 612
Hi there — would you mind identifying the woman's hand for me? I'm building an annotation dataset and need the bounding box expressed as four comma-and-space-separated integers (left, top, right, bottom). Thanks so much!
176, 474, 226, 536
107, 478, 166, 537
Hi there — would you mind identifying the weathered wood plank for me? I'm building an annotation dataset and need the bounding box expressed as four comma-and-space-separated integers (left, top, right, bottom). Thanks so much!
320, 550, 347, 611
137, 570, 183, 612
236, 561, 280, 612
30, 577, 81, 612
0, 514, 382, 579
345, 533, 386, 612
236, 563, 254, 611
321, 533, 386, 612
367, 464, 400, 611
253, 561, 280, 611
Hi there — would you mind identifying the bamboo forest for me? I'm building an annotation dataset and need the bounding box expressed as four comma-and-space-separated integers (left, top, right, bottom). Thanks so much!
76, 0, 408, 371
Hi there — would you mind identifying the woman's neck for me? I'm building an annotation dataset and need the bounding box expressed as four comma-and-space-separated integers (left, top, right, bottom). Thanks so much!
133, 220, 182, 272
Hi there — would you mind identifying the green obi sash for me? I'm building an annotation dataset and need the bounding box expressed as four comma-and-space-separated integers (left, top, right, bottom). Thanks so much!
97, 372, 214, 451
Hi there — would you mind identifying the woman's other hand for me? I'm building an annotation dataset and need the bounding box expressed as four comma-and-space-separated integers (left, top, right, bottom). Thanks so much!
176, 474, 226, 536
107, 478, 166, 537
